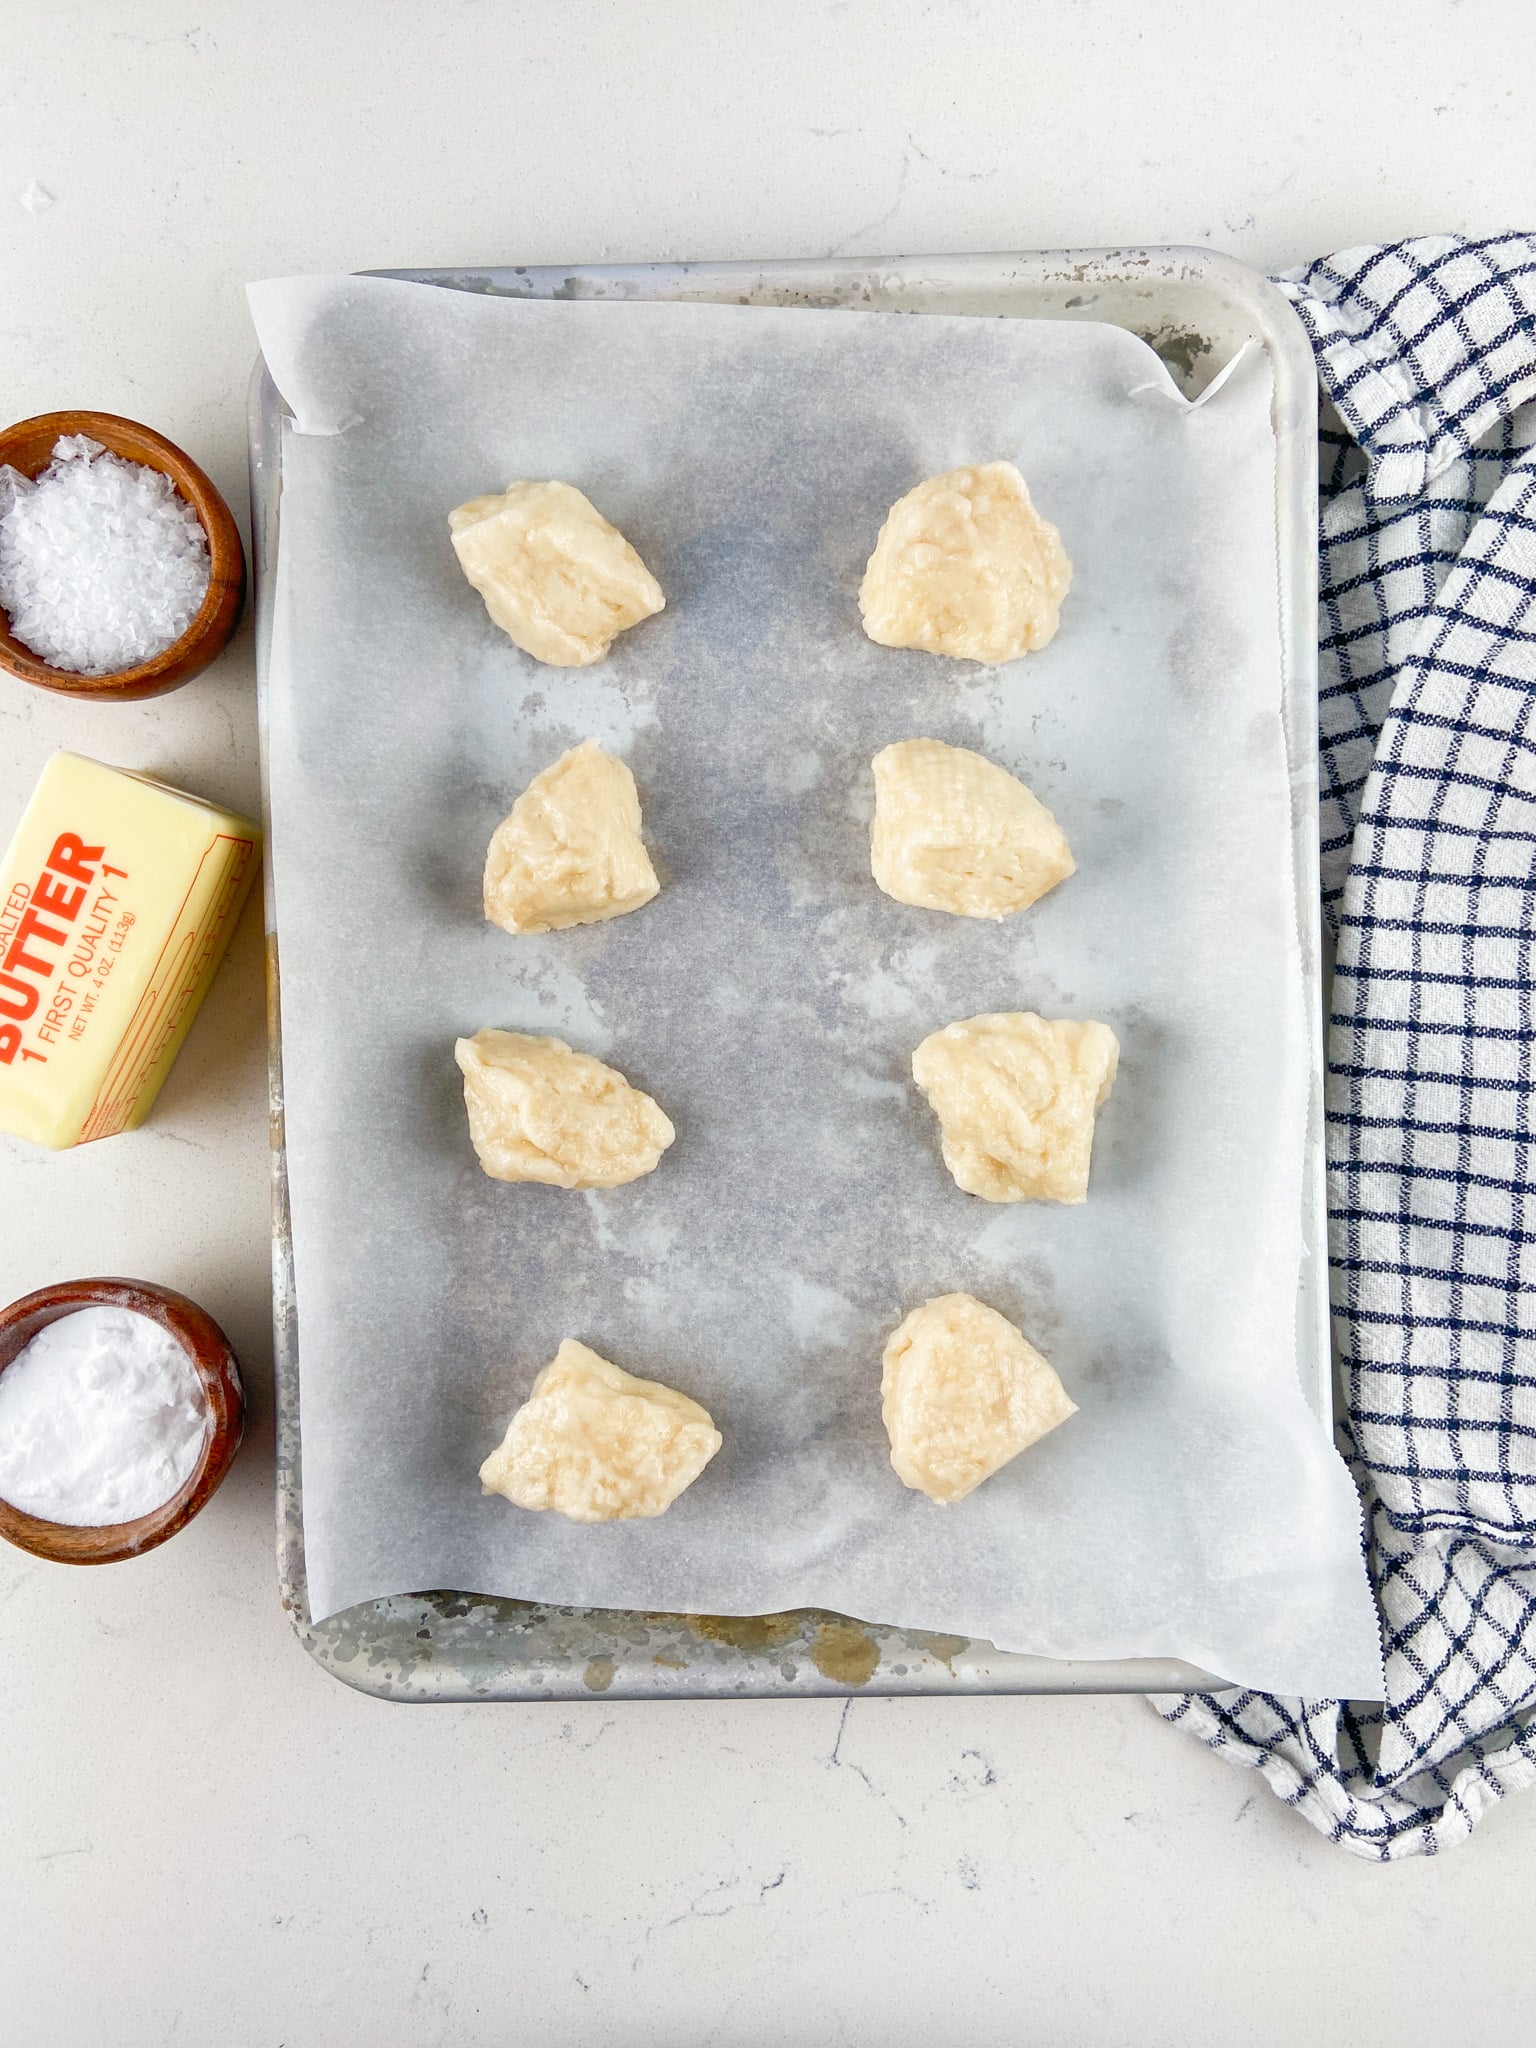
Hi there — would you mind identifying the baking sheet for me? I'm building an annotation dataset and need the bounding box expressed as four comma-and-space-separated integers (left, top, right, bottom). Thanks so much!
249, 273, 1382, 1699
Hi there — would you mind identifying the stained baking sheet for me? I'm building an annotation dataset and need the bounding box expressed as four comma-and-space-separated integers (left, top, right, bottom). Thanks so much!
250, 271, 1381, 1699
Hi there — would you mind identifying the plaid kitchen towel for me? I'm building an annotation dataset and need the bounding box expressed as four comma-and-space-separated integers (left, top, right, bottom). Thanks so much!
1155, 234, 1536, 1858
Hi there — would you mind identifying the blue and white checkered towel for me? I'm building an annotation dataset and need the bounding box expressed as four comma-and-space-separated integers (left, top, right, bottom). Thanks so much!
1156, 234, 1536, 1858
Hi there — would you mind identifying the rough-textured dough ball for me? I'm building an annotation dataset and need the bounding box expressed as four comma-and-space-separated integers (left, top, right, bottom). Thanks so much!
858, 461, 1071, 664
882, 1293, 1076, 1503
870, 737, 1075, 919
480, 1339, 721, 1522
912, 1011, 1118, 1204
455, 1028, 674, 1189
484, 739, 660, 936
449, 480, 665, 667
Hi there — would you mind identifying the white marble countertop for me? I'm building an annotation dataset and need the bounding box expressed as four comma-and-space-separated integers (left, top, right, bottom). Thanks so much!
2, 4, 1533, 2041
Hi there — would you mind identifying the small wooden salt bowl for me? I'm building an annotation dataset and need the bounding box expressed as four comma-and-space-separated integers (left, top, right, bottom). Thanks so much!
0, 410, 246, 701
0, 1277, 245, 1565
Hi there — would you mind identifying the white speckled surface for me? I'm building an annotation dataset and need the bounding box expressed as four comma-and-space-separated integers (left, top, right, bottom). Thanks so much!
1, 3, 1533, 2040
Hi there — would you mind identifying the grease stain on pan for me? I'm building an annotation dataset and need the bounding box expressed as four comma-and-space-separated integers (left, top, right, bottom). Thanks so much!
907, 1631, 971, 1670
809, 1620, 881, 1687
583, 1655, 617, 1693
682, 1611, 803, 1655
675, 1610, 882, 1686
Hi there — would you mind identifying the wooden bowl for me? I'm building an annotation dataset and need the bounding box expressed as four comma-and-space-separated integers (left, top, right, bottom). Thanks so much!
0, 410, 246, 701
0, 1277, 245, 1565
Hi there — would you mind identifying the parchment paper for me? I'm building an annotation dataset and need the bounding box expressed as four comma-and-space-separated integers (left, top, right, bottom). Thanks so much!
249, 274, 1383, 1698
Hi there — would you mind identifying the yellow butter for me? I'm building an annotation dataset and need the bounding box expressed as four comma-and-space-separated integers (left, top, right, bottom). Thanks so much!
0, 753, 260, 1150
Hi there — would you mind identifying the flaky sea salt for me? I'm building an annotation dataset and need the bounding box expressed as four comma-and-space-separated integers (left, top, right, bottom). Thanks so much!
0, 1305, 210, 1525
0, 434, 211, 674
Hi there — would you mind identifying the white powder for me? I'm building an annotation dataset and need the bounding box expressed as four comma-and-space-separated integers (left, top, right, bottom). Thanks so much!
0, 434, 211, 675
0, 1305, 211, 1526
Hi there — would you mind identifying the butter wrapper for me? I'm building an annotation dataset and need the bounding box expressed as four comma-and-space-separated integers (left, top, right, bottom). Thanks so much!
0, 752, 259, 1148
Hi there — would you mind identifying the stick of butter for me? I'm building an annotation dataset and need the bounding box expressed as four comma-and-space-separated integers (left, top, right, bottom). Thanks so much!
0, 753, 261, 1149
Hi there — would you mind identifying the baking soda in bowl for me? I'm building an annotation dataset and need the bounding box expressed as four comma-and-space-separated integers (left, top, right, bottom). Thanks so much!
0, 435, 210, 674
0, 1305, 210, 1525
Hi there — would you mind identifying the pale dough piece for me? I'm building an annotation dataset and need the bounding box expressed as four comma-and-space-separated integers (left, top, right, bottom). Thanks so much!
871, 737, 1075, 919
912, 1011, 1119, 1204
882, 1293, 1076, 1504
455, 1028, 675, 1189
858, 461, 1071, 664
484, 739, 660, 936
448, 480, 665, 667
480, 1339, 721, 1522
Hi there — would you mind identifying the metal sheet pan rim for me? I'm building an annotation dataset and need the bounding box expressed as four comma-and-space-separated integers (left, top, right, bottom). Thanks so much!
250, 244, 1323, 1702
